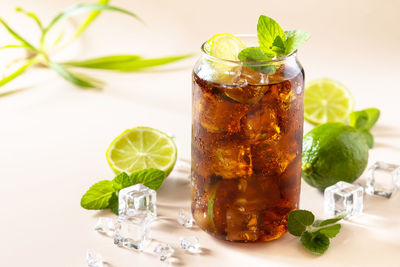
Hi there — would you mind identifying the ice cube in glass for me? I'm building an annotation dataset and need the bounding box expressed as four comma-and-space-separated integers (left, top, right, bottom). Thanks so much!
114, 214, 151, 250
365, 161, 400, 198
324, 181, 363, 218
118, 184, 157, 217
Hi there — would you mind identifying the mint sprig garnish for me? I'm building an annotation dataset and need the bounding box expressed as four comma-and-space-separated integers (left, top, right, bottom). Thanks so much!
349, 108, 380, 148
288, 210, 345, 255
80, 168, 166, 215
238, 15, 310, 74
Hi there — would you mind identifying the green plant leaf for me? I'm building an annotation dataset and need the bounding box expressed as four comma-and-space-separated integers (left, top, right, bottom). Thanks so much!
208, 184, 218, 232
73, 0, 110, 40
300, 231, 330, 255
288, 209, 315, 236
109, 192, 119, 215
257, 15, 285, 55
0, 17, 37, 51
313, 214, 345, 227
318, 224, 341, 238
62, 54, 142, 69
0, 58, 38, 87
130, 168, 166, 190
112, 172, 131, 191
238, 47, 272, 61
0, 44, 28, 50
42, 3, 142, 44
15, 7, 43, 31
63, 54, 192, 71
364, 108, 380, 129
349, 108, 380, 132
80, 180, 114, 210
360, 130, 374, 148
284, 30, 311, 55
49, 62, 100, 88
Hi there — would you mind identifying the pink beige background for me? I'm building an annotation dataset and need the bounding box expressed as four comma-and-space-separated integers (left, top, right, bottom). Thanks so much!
0, 0, 399, 266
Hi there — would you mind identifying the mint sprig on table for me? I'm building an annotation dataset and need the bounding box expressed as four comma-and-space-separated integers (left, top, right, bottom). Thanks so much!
0, 1, 191, 92
288, 210, 345, 255
349, 108, 380, 148
81, 168, 166, 215
238, 15, 310, 74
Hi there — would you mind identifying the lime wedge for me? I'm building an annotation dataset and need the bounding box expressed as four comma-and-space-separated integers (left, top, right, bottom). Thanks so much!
204, 33, 246, 60
304, 78, 354, 125
106, 127, 177, 176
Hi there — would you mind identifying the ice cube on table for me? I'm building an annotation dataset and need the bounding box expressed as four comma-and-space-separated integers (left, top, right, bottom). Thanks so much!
324, 181, 363, 218
365, 161, 400, 198
153, 243, 174, 261
179, 236, 200, 253
118, 184, 157, 217
114, 214, 151, 251
86, 249, 103, 267
94, 217, 115, 236
177, 208, 194, 228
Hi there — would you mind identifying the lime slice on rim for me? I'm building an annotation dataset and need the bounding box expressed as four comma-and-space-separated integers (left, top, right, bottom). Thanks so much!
304, 78, 354, 125
204, 33, 246, 60
106, 127, 177, 176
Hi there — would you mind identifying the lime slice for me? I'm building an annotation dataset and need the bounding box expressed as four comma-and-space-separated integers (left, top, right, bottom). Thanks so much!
304, 78, 354, 125
204, 33, 246, 60
106, 127, 177, 176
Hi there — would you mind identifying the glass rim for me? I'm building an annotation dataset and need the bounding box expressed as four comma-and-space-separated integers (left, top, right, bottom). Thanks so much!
200, 34, 297, 65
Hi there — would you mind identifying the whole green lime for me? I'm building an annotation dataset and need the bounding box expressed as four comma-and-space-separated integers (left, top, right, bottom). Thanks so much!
302, 122, 369, 190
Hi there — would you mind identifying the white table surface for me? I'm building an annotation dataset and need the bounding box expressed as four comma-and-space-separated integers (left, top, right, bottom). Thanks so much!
1, 0, 400, 266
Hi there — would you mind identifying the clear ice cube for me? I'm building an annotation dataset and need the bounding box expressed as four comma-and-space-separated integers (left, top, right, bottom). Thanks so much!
118, 184, 157, 217
86, 249, 103, 267
365, 161, 400, 198
114, 214, 151, 251
179, 236, 200, 253
324, 181, 363, 218
177, 208, 194, 228
153, 243, 174, 261
94, 217, 115, 236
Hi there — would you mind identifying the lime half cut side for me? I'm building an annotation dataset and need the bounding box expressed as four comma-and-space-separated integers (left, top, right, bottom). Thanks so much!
204, 33, 246, 61
106, 127, 177, 176
304, 78, 354, 125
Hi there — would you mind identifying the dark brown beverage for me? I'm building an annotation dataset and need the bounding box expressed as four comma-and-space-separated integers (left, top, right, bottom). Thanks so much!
191, 55, 304, 242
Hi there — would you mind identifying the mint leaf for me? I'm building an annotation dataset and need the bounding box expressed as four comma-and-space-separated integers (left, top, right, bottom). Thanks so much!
238, 47, 276, 74
257, 15, 285, 55
238, 47, 272, 61
360, 130, 374, 148
319, 224, 341, 238
284, 30, 311, 55
112, 172, 131, 191
300, 231, 330, 255
130, 168, 166, 190
80, 180, 114, 210
349, 108, 380, 131
109, 192, 119, 215
316, 214, 346, 226
288, 210, 315, 236
349, 110, 369, 130
271, 35, 286, 55
364, 108, 380, 129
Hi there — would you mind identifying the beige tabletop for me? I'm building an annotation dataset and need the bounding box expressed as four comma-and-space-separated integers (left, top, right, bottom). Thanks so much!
1, 0, 400, 266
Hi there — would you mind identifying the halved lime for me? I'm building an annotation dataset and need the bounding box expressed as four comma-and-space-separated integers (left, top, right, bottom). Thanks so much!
304, 78, 354, 125
204, 33, 246, 61
106, 127, 177, 176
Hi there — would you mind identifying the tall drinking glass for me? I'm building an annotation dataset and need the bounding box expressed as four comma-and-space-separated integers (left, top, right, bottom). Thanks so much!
191, 35, 304, 242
